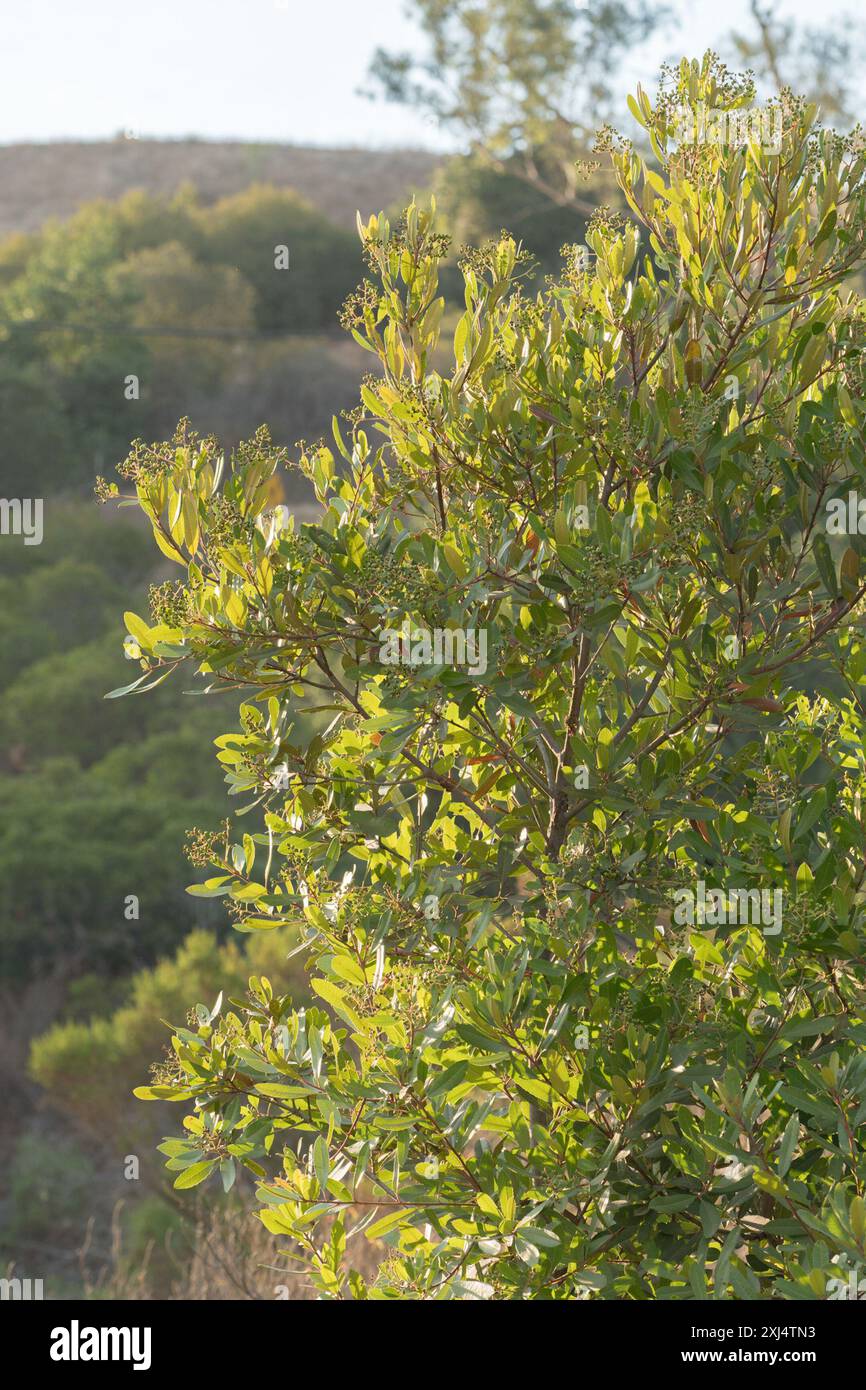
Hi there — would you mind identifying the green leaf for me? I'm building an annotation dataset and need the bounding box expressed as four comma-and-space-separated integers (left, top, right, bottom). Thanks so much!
777, 1113, 800, 1177
812, 535, 838, 598
173, 1160, 217, 1190
313, 1136, 330, 1191
366, 1208, 411, 1240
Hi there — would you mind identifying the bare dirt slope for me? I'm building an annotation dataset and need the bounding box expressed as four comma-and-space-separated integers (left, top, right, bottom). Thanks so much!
0, 140, 444, 237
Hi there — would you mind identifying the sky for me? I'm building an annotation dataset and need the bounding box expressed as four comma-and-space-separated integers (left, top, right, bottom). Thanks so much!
0, 0, 854, 149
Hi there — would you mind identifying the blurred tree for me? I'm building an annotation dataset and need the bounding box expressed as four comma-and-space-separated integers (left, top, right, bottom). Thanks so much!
0, 186, 366, 493
0, 755, 226, 981
107, 240, 256, 392
0, 500, 154, 585
196, 185, 359, 334
0, 210, 149, 495
0, 356, 74, 498
366, 0, 665, 213
368, 0, 863, 275
0, 506, 234, 983
728, 0, 865, 128
1, 209, 144, 373
0, 231, 36, 288
0, 559, 120, 674
0, 635, 217, 769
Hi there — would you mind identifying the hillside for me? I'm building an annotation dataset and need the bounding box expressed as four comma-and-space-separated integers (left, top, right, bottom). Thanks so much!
0, 139, 445, 238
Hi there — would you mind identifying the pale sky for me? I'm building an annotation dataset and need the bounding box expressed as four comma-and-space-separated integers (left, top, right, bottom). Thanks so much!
0, 0, 854, 148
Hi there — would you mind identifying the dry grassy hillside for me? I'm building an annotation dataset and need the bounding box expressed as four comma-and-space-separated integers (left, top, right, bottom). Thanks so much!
0, 139, 444, 237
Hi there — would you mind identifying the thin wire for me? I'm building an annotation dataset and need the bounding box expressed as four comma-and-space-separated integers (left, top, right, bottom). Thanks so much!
0, 318, 336, 342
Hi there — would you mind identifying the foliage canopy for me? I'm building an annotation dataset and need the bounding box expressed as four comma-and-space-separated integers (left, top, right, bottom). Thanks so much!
117, 58, 866, 1298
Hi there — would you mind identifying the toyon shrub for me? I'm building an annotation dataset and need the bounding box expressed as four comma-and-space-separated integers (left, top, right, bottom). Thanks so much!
109, 56, 866, 1298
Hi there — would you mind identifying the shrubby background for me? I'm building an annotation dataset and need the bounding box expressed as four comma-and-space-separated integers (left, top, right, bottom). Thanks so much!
0, 145, 462, 1298
2, 0, 864, 1298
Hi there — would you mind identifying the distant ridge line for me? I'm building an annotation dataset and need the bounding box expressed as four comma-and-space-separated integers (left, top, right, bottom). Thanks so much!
0, 139, 445, 238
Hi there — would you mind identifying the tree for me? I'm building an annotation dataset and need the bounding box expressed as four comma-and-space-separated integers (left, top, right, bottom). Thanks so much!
107, 240, 257, 392
366, 0, 663, 215
197, 185, 360, 334
0, 186, 365, 494
728, 0, 865, 129
115, 57, 866, 1298
0, 506, 233, 983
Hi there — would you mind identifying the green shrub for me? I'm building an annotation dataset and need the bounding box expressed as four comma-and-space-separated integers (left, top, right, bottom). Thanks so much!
197, 184, 358, 334
108, 58, 866, 1299
106, 239, 256, 393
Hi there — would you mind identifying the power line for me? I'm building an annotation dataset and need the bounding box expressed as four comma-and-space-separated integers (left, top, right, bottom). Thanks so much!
0, 319, 340, 343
